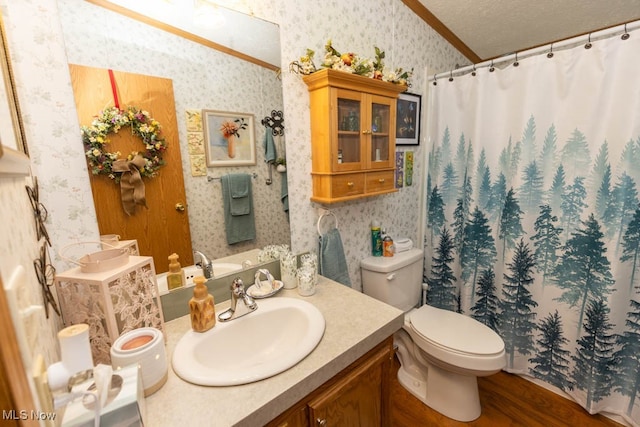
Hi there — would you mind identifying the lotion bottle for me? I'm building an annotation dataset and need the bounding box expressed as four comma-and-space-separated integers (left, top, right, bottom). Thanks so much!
189, 276, 216, 332
167, 253, 186, 291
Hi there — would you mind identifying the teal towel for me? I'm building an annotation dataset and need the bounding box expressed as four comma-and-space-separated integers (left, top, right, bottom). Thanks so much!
319, 228, 351, 287
281, 171, 289, 213
221, 174, 256, 244
263, 127, 277, 163
227, 173, 250, 215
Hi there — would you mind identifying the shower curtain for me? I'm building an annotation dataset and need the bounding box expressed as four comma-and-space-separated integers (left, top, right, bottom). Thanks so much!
425, 28, 640, 425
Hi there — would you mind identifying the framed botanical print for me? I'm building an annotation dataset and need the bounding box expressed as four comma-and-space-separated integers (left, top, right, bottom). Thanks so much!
203, 110, 256, 166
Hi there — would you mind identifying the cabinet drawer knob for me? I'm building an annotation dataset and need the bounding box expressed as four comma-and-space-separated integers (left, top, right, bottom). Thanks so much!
378, 178, 385, 183
316, 419, 327, 427
347, 181, 354, 187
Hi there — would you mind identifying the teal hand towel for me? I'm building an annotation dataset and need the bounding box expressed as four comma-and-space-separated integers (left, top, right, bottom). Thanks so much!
263, 127, 277, 164
221, 174, 256, 244
227, 173, 250, 215
319, 228, 351, 287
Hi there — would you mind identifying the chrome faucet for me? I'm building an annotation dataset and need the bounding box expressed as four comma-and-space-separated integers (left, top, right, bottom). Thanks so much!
218, 278, 257, 322
193, 250, 214, 279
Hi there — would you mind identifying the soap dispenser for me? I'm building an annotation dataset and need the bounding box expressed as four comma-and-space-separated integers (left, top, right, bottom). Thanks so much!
167, 253, 186, 291
189, 276, 216, 332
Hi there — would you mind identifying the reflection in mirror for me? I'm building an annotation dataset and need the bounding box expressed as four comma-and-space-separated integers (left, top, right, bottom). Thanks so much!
87, 0, 281, 69
0, 11, 28, 155
58, 0, 290, 274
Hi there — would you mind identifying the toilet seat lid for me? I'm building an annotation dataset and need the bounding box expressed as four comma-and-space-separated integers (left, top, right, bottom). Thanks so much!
409, 305, 504, 356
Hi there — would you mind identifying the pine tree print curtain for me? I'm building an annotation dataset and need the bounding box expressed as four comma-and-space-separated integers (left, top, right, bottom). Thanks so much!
425, 30, 640, 424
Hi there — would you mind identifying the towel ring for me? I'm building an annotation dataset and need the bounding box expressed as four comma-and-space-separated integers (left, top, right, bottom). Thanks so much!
317, 211, 338, 235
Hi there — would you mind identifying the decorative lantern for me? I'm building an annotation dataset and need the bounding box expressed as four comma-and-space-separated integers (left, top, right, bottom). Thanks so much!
54, 255, 164, 365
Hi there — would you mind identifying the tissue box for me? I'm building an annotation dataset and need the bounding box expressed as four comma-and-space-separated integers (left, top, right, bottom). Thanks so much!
61, 364, 146, 427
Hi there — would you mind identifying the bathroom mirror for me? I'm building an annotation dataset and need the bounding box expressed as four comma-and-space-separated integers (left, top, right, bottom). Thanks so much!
0, 12, 28, 156
57, 0, 290, 273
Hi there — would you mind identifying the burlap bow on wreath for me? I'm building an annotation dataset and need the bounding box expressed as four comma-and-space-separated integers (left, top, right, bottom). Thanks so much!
112, 154, 148, 216
81, 106, 167, 216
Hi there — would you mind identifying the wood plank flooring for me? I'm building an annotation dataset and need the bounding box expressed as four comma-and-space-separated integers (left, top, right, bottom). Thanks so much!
389, 356, 623, 427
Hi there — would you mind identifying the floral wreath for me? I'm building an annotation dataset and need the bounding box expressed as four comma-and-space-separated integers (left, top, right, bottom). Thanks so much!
81, 106, 167, 182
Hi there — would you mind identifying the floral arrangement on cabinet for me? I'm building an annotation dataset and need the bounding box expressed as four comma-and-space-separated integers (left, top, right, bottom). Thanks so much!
290, 40, 413, 86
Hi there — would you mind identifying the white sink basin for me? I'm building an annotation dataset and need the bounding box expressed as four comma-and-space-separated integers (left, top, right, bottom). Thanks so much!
172, 297, 325, 386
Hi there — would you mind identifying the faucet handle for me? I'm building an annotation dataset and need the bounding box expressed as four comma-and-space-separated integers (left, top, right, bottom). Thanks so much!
231, 278, 245, 295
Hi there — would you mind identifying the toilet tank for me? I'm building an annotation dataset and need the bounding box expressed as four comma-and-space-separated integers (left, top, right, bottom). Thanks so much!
360, 248, 424, 312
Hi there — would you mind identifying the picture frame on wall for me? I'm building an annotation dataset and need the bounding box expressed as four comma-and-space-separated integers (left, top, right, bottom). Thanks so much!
203, 109, 256, 166
395, 92, 421, 146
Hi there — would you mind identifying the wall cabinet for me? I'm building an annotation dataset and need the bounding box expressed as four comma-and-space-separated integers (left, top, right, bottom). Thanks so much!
303, 69, 406, 204
267, 337, 393, 427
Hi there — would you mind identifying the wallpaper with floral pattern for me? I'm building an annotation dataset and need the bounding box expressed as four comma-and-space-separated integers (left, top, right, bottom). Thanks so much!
0, 0, 465, 370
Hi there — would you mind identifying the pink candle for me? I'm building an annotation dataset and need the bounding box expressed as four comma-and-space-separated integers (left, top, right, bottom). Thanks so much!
121, 334, 153, 351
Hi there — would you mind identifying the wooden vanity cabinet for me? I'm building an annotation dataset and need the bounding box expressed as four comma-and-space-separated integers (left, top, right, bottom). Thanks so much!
303, 69, 406, 204
267, 337, 394, 427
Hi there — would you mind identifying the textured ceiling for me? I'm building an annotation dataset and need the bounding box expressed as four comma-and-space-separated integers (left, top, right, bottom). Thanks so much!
417, 0, 640, 61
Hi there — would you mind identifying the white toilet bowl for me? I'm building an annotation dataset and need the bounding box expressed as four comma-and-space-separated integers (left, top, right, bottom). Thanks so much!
394, 305, 506, 422
360, 249, 506, 422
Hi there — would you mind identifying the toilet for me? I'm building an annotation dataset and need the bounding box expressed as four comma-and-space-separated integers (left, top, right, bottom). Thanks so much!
361, 248, 506, 422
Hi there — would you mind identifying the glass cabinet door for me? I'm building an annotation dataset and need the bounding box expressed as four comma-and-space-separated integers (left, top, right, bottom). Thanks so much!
336, 93, 362, 170
367, 95, 395, 169
370, 102, 390, 163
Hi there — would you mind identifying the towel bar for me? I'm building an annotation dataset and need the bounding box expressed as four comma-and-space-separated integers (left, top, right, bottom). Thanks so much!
207, 173, 258, 182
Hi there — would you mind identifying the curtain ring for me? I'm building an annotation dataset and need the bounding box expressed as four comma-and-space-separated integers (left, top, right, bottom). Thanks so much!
471, 65, 477, 76
489, 60, 495, 72
585, 33, 592, 49
547, 43, 554, 58
448, 70, 454, 82
622, 23, 630, 40
513, 52, 519, 67
432, 75, 437, 86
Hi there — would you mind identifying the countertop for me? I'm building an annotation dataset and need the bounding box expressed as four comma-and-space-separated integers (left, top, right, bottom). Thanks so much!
145, 276, 404, 426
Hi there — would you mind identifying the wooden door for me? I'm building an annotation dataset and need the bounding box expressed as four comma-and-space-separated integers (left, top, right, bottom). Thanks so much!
69, 64, 192, 273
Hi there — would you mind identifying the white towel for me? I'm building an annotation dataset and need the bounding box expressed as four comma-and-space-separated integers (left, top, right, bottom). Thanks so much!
394, 238, 413, 253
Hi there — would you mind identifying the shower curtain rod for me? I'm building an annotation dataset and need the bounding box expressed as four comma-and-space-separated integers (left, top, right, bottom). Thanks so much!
431, 19, 640, 81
